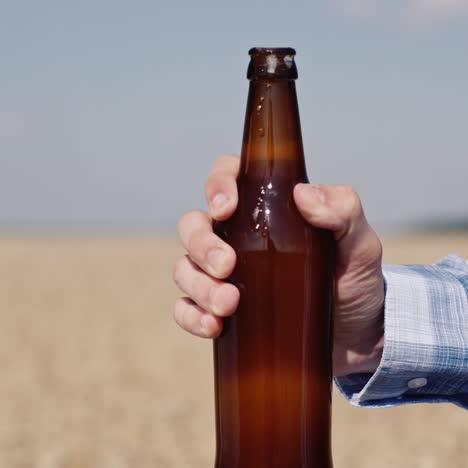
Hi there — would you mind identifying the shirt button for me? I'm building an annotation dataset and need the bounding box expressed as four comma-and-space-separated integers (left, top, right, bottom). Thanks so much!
407, 377, 428, 389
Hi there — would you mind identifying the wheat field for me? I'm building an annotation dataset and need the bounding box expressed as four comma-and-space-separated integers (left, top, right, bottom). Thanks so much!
0, 233, 466, 468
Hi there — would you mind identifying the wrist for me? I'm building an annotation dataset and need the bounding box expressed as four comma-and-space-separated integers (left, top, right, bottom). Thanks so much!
346, 333, 384, 374
333, 307, 385, 377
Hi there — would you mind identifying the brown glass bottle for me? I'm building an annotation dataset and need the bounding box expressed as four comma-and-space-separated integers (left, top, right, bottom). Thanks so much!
213, 48, 334, 468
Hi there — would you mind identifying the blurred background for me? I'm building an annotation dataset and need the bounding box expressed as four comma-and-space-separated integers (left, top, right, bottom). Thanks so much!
1, 1, 467, 467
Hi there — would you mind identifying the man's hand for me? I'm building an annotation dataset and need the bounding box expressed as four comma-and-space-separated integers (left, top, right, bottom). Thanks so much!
173, 155, 385, 377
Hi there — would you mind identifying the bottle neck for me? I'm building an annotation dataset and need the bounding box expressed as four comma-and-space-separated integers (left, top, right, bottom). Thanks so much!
239, 79, 307, 181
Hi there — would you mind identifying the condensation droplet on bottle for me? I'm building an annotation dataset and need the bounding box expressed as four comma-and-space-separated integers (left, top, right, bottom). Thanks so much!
252, 206, 260, 220
258, 127, 264, 137
267, 182, 273, 190
256, 104, 262, 112
251, 185, 271, 235
284, 55, 294, 69
260, 96, 265, 102
266, 54, 278, 74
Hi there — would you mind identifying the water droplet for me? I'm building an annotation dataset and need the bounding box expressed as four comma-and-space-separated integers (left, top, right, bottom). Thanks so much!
256, 104, 262, 112
267, 182, 273, 190
260, 96, 265, 102
258, 127, 264, 137
284, 55, 294, 69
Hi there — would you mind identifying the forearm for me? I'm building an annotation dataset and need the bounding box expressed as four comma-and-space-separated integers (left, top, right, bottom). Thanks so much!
335, 255, 468, 409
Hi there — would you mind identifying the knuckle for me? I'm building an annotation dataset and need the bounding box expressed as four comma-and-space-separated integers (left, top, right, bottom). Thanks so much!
173, 298, 186, 327
172, 255, 188, 288
177, 210, 191, 233
175, 297, 194, 331
178, 209, 209, 235
204, 175, 223, 201
177, 210, 193, 238
187, 229, 205, 260
172, 259, 182, 286
178, 209, 206, 232
343, 186, 363, 219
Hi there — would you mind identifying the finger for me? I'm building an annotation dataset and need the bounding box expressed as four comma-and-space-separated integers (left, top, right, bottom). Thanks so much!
293, 184, 359, 236
173, 255, 240, 317
293, 184, 382, 265
174, 297, 223, 338
205, 155, 240, 221
177, 209, 236, 279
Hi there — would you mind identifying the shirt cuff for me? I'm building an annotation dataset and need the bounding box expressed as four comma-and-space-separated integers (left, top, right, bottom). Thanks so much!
335, 256, 468, 409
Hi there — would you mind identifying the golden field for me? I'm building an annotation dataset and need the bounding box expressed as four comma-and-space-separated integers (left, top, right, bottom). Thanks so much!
0, 233, 467, 468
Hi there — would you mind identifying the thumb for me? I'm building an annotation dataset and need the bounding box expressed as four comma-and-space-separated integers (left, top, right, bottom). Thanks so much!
293, 183, 382, 267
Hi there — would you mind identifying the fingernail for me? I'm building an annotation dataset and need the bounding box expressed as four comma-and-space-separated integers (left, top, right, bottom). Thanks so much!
200, 315, 211, 337
211, 193, 228, 212
210, 287, 223, 316
207, 248, 225, 272
299, 184, 325, 204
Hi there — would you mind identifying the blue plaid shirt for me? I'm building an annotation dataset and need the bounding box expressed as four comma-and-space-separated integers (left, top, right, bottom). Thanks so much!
336, 254, 468, 409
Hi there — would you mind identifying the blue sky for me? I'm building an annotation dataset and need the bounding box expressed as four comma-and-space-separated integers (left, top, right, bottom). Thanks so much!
1, 1, 467, 232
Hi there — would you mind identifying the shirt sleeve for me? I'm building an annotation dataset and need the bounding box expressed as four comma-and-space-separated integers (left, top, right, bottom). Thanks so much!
335, 254, 468, 409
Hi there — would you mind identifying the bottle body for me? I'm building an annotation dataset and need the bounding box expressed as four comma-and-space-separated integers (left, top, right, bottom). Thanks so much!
213, 48, 334, 468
